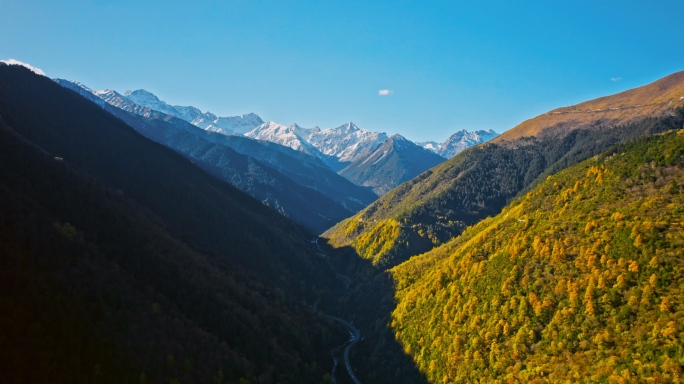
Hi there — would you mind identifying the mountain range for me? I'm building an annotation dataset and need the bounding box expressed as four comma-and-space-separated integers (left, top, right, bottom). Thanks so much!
324, 71, 684, 267
339, 134, 446, 195
54, 79, 500, 207
55, 79, 378, 234
419, 129, 499, 158
65, 83, 497, 194
0, 63, 348, 383
322, 70, 684, 383
6, 58, 683, 384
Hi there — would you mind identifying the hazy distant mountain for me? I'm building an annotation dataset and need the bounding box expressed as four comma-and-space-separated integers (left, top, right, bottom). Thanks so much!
56, 83, 451, 193
55, 79, 377, 233
418, 129, 499, 158
120, 88, 264, 135
339, 134, 446, 195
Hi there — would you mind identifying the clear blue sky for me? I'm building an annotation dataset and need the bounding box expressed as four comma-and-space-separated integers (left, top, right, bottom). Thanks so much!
1, 0, 683, 142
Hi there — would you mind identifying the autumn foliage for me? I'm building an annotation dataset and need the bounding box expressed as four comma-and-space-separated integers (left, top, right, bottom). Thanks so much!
390, 131, 684, 382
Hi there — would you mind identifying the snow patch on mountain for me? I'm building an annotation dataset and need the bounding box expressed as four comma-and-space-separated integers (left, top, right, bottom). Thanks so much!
419, 141, 440, 152
0, 59, 45, 76
420, 129, 499, 158
124, 89, 211, 123
194, 113, 264, 135
303, 122, 389, 162
245, 121, 321, 155
123, 89, 264, 135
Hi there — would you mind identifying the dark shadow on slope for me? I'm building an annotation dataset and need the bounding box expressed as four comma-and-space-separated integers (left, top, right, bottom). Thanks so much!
0, 64, 352, 383
317, 241, 429, 384
314, 107, 684, 384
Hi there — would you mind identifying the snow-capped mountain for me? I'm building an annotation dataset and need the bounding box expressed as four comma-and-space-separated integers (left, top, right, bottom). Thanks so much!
54, 78, 485, 195
419, 129, 499, 158
192, 113, 264, 135
124, 89, 210, 123
54, 78, 378, 232
245, 121, 321, 156
245, 121, 389, 170
76, 87, 264, 135
419, 141, 441, 153
340, 134, 446, 195
124, 89, 264, 134
305, 122, 388, 163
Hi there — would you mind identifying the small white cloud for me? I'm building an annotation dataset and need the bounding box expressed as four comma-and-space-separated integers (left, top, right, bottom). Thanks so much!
378, 89, 393, 96
611, 77, 622, 82
0, 58, 45, 76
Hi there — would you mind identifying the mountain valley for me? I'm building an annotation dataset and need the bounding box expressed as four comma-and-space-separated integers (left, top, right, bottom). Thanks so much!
2, 60, 684, 384
325, 71, 684, 268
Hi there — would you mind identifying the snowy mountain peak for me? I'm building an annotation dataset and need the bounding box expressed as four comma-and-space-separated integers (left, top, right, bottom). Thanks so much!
245, 121, 319, 155
420, 129, 499, 159
241, 112, 260, 120
125, 89, 164, 105
336, 122, 360, 133
65, 80, 94, 93
53, 79, 264, 137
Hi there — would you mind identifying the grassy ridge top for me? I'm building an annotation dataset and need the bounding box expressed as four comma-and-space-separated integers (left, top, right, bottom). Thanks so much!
390, 130, 684, 382
495, 71, 684, 142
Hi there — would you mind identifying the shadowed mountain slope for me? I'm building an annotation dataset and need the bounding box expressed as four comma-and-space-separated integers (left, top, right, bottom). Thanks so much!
0, 63, 343, 383
339, 134, 446, 196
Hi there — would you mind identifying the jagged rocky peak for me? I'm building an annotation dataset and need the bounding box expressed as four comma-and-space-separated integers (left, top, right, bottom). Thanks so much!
125, 89, 163, 103
337, 121, 360, 133
420, 128, 499, 159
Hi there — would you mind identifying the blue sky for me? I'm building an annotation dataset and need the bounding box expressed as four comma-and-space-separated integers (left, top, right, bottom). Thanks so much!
1, 0, 683, 142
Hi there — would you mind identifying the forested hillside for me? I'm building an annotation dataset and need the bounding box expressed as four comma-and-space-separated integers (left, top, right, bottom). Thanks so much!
0, 64, 343, 383
325, 105, 684, 269
390, 130, 684, 382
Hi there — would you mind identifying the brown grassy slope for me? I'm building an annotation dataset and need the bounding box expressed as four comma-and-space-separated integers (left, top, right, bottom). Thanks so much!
495, 71, 684, 142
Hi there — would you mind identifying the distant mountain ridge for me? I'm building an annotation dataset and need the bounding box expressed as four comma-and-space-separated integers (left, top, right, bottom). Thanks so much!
59, 83, 497, 196
55, 79, 378, 233
419, 129, 499, 158
116, 88, 392, 163
245, 120, 390, 171
339, 134, 446, 195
